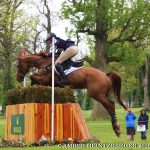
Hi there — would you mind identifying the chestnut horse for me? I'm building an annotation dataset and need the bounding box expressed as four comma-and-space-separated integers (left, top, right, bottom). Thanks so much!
16, 52, 127, 137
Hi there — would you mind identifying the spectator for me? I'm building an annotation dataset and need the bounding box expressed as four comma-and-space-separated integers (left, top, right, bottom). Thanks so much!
138, 109, 149, 140
125, 109, 137, 141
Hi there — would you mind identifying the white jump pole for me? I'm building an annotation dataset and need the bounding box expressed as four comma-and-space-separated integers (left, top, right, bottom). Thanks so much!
51, 37, 55, 141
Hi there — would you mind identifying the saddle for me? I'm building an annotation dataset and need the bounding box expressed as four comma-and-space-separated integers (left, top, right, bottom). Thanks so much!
61, 59, 84, 71
43, 53, 84, 72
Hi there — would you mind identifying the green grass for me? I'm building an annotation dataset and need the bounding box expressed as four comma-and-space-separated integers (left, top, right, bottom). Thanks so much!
83, 108, 149, 143
0, 115, 5, 139
0, 108, 150, 150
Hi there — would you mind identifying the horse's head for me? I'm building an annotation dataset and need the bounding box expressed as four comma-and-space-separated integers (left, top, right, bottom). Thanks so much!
16, 56, 31, 82
16, 51, 58, 82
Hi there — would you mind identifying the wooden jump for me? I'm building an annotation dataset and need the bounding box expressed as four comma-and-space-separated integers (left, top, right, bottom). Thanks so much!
5, 103, 92, 143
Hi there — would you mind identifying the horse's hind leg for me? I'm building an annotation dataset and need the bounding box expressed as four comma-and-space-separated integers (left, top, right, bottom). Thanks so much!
95, 94, 121, 137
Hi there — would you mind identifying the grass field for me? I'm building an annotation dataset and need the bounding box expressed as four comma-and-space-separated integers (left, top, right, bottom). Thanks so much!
0, 108, 150, 150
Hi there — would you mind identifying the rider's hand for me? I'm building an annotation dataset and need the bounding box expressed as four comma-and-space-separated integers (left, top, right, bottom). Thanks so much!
45, 53, 52, 57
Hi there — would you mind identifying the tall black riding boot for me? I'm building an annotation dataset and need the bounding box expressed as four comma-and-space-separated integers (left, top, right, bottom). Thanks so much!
55, 63, 68, 86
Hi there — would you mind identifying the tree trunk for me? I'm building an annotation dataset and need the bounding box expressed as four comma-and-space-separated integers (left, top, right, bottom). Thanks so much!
3, 39, 14, 91
90, 0, 110, 120
143, 57, 150, 110
90, 37, 109, 119
36, 0, 51, 53
90, 101, 109, 120
45, 0, 51, 53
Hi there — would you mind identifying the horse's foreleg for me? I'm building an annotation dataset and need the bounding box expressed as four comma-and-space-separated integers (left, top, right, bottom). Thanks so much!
31, 79, 39, 86
30, 73, 51, 86
30, 74, 42, 85
95, 94, 121, 137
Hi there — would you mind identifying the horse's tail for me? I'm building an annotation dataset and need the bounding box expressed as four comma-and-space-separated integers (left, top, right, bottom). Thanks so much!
106, 72, 128, 110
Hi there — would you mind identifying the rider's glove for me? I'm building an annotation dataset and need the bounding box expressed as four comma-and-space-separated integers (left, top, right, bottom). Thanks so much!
45, 52, 52, 57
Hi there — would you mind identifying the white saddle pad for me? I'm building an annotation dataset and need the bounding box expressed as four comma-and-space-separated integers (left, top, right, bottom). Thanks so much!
64, 66, 84, 75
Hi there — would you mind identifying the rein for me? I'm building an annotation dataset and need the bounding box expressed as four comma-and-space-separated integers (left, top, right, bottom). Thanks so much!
18, 56, 52, 78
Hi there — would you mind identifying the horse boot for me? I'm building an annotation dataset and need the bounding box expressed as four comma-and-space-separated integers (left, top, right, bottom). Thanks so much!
55, 63, 68, 86
111, 112, 121, 137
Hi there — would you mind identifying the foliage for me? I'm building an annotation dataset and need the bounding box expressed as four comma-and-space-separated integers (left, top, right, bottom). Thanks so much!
74, 89, 84, 107
61, 0, 150, 44
84, 96, 93, 110
0, 0, 41, 83
0, 0, 43, 112
61, 0, 150, 108
74, 89, 93, 110
6, 86, 75, 105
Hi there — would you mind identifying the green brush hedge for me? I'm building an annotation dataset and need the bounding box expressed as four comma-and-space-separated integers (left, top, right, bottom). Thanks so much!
6, 86, 75, 105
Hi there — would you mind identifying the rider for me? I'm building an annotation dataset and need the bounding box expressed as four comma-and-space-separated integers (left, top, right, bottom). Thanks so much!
45, 32, 79, 86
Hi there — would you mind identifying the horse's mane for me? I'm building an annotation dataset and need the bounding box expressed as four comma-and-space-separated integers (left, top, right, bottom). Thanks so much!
33, 51, 48, 57
26, 51, 58, 59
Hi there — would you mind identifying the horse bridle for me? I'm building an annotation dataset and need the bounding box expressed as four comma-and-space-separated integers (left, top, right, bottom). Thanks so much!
18, 56, 52, 79
18, 58, 32, 78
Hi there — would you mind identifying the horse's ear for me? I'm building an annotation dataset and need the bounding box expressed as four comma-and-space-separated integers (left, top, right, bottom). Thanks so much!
17, 56, 21, 62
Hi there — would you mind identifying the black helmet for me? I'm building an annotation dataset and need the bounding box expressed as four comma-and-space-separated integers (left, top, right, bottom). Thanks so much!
45, 32, 56, 41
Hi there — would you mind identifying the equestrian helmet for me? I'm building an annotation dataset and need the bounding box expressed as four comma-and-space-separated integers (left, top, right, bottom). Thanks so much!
45, 32, 56, 41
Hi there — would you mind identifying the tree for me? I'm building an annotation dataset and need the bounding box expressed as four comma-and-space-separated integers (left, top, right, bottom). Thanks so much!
33, 0, 61, 52
0, 0, 23, 91
61, 0, 150, 118
0, 0, 41, 111
33, 0, 52, 52
140, 57, 150, 110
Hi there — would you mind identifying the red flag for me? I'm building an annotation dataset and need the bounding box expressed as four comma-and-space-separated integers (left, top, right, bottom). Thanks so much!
21, 49, 27, 56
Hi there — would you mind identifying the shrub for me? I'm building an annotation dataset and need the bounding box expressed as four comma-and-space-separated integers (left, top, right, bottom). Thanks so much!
6, 86, 75, 105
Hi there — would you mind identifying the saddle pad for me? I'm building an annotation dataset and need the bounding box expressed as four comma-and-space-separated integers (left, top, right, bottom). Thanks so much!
64, 66, 84, 75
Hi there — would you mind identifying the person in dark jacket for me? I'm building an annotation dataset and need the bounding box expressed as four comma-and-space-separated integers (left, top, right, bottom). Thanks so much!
45, 33, 78, 86
125, 109, 137, 141
138, 109, 149, 140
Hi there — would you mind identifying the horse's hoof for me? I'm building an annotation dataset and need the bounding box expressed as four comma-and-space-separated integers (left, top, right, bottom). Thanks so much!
112, 122, 121, 137
115, 129, 121, 137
